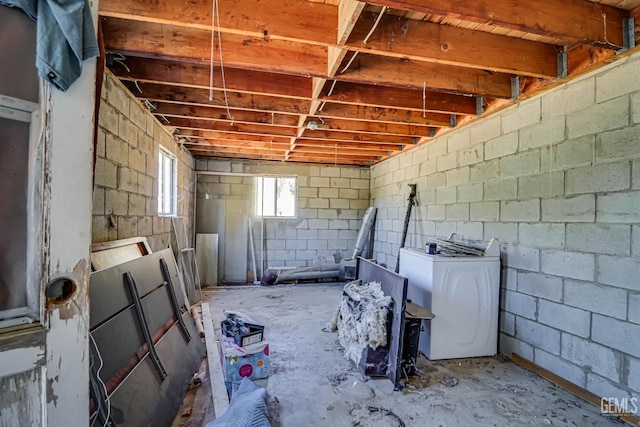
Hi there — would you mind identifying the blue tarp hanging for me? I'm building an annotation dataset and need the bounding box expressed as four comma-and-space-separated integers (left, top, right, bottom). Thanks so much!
1, 0, 99, 91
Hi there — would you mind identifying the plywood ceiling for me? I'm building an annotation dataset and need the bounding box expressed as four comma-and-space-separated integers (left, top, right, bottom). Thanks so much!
99, 0, 640, 167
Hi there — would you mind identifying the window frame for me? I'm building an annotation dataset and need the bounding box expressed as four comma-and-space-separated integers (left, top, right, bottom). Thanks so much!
254, 175, 298, 218
158, 146, 178, 217
0, 94, 43, 328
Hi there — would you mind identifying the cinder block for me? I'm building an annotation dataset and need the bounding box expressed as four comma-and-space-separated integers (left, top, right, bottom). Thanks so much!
541, 195, 595, 222
484, 178, 517, 201
447, 128, 471, 152
539, 300, 590, 337
428, 138, 447, 159
327, 239, 348, 250
499, 334, 534, 359
628, 356, 640, 393
138, 174, 153, 197
320, 167, 341, 178
541, 250, 594, 281
339, 229, 358, 240
286, 240, 307, 250
500, 151, 541, 178
445, 203, 469, 221
146, 196, 157, 217
137, 216, 153, 236
500, 199, 540, 222
297, 229, 318, 240
427, 205, 445, 221
566, 162, 630, 195
308, 198, 329, 209
309, 166, 321, 177
455, 221, 483, 241
484, 132, 519, 160
128, 148, 146, 174
562, 333, 621, 381
587, 373, 633, 400
518, 170, 564, 200
274, 250, 296, 261
634, 160, 640, 190
117, 216, 137, 240
95, 157, 118, 189
517, 272, 563, 302
592, 314, 640, 356
597, 191, 640, 224
500, 311, 515, 335
598, 255, 640, 291
567, 96, 629, 139
392, 169, 405, 183
128, 194, 145, 216
550, 135, 594, 170
596, 55, 640, 103
308, 239, 328, 250
484, 222, 518, 243
596, 125, 640, 163
459, 144, 484, 166
105, 189, 128, 216
629, 293, 640, 325
435, 222, 456, 238
503, 245, 539, 271
309, 177, 330, 188
358, 189, 370, 200
349, 178, 369, 189
436, 187, 456, 204
470, 159, 500, 182
470, 201, 499, 222
501, 98, 540, 134
338, 188, 359, 199
519, 223, 565, 249
341, 168, 360, 179
98, 101, 119, 136
534, 349, 586, 388
427, 172, 446, 190
457, 183, 483, 203
419, 158, 437, 177
567, 224, 630, 256
119, 118, 139, 147
129, 102, 148, 132
405, 164, 420, 180
93, 188, 105, 216
207, 161, 232, 173
446, 167, 469, 187
330, 198, 349, 209
470, 115, 501, 144
519, 115, 565, 151
437, 151, 458, 172
329, 219, 349, 229
504, 290, 537, 320
350, 199, 369, 209
564, 280, 627, 320
319, 188, 338, 198
541, 77, 595, 120
296, 250, 318, 261
92, 216, 108, 243
516, 317, 560, 355
267, 240, 286, 250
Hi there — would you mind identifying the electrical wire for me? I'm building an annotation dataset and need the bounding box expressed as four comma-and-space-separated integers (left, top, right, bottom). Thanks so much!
214, 0, 235, 122
340, 7, 387, 74
71, 298, 110, 427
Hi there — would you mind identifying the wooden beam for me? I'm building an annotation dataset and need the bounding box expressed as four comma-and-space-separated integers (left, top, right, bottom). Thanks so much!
102, 18, 328, 77
365, 0, 627, 48
305, 117, 434, 137
347, 12, 558, 78
288, 151, 379, 162
176, 130, 292, 145
163, 117, 299, 137
337, 53, 514, 98
297, 131, 411, 144
99, 0, 338, 45
124, 82, 311, 114
296, 138, 402, 151
185, 140, 291, 150
152, 103, 299, 127
319, 81, 477, 115
318, 102, 452, 126
110, 56, 312, 99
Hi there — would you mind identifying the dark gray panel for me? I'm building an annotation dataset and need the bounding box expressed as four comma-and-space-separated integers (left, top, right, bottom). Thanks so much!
356, 257, 407, 388
90, 249, 183, 328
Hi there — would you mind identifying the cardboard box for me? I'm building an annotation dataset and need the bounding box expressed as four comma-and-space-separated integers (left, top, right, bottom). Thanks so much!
219, 333, 269, 383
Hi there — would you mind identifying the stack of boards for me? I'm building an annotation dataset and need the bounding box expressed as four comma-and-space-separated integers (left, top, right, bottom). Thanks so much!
428, 238, 485, 257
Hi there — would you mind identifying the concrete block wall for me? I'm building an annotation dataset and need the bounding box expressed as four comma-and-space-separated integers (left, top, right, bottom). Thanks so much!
195, 160, 370, 268
93, 71, 195, 251
370, 51, 640, 401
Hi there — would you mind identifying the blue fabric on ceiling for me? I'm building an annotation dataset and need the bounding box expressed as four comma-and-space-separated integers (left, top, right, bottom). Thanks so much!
1, 0, 99, 92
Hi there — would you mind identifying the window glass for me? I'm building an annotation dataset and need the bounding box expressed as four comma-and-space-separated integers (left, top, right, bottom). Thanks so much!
158, 147, 177, 216
255, 176, 296, 218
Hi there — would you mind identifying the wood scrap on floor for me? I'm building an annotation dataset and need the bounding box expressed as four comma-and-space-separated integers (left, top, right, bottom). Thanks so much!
201, 302, 230, 418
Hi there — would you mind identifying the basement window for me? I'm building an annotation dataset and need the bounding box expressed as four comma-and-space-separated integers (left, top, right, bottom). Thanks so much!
255, 176, 297, 218
158, 146, 177, 216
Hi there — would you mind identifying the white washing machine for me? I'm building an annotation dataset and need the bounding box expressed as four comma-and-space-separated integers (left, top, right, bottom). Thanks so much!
399, 247, 501, 360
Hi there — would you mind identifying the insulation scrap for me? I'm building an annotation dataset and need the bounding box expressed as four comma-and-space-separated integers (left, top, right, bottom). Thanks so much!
336, 280, 392, 365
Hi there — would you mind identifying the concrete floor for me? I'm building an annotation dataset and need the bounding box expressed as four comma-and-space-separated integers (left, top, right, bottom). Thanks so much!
192, 283, 622, 427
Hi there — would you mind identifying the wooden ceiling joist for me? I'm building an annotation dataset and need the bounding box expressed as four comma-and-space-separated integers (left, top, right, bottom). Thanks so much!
365, 0, 627, 47
99, 0, 636, 166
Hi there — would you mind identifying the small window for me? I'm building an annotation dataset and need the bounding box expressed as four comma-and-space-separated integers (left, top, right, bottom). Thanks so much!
255, 176, 296, 218
158, 146, 177, 216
